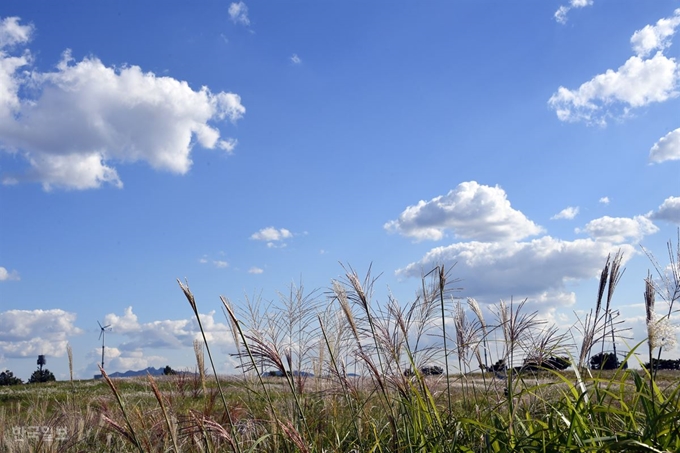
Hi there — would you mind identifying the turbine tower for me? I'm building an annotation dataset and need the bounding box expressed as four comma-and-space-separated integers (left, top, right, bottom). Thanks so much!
98, 321, 111, 370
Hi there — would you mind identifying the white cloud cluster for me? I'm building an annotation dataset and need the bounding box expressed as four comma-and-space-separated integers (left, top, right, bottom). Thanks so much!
551, 206, 579, 220
649, 196, 680, 224
649, 128, 680, 163
250, 227, 293, 248
599, 196, 610, 204
0, 266, 19, 281
631, 9, 680, 57
550, 9, 680, 125
103, 306, 233, 351
229, 2, 250, 26
0, 309, 82, 359
396, 236, 634, 307
0, 17, 245, 191
578, 215, 659, 242
248, 266, 264, 274
554, 0, 594, 25
384, 181, 543, 242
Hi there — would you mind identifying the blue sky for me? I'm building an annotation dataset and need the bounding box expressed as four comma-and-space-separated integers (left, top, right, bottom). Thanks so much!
1, 1, 679, 380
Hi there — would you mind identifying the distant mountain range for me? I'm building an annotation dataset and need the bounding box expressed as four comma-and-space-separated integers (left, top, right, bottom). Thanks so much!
94, 366, 165, 379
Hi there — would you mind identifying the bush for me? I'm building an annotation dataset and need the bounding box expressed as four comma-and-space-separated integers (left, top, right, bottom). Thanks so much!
28, 369, 56, 384
0, 369, 23, 385
163, 365, 177, 375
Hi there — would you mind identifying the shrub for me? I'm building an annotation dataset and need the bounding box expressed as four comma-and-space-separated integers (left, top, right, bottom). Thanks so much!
0, 369, 23, 385
28, 368, 56, 383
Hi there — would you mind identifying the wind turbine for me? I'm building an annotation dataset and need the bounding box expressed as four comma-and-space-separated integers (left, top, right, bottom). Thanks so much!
97, 321, 112, 370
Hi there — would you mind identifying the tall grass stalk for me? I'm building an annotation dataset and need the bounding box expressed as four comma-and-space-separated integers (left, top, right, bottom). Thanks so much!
178, 279, 242, 453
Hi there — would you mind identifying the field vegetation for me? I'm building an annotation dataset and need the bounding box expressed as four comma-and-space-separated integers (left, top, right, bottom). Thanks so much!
1, 235, 679, 452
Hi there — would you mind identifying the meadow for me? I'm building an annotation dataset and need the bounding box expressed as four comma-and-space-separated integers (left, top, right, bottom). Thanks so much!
1, 243, 679, 453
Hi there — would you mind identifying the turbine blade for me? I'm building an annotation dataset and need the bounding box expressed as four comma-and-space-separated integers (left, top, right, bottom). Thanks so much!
97, 320, 103, 329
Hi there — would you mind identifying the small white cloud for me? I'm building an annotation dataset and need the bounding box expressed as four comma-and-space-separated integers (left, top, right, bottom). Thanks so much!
548, 52, 679, 124
0, 267, 20, 281
599, 197, 610, 204
578, 215, 659, 242
250, 227, 293, 242
229, 2, 250, 26
649, 196, 680, 224
384, 181, 543, 242
649, 128, 680, 164
554, 0, 593, 24
551, 206, 579, 220
213, 260, 228, 268
290, 54, 301, 64
248, 266, 263, 274
0, 16, 33, 48
199, 257, 208, 264
631, 9, 680, 57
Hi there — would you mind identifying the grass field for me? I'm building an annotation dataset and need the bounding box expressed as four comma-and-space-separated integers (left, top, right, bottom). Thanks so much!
1, 246, 679, 452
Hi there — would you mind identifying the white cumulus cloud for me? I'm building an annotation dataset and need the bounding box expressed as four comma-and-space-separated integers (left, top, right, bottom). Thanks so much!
631, 9, 680, 57
599, 197, 610, 204
578, 215, 659, 242
229, 2, 250, 26
649, 128, 680, 163
384, 181, 544, 242
248, 266, 264, 274
0, 18, 245, 191
395, 236, 634, 308
0, 309, 83, 359
649, 196, 680, 224
551, 206, 579, 220
103, 306, 233, 352
549, 52, 679, 124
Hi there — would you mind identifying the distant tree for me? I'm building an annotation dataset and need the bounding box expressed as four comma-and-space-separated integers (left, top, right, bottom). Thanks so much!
0, 370, 23, 386
28, 368, 56, 384
644, 358, 680, 371
590, 352, 627, 370
163, 365, 177, 375
485, 359, 506, 373
522, 355, 571, 372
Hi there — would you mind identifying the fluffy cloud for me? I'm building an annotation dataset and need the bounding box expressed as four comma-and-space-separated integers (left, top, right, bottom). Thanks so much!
384, 181, 543, 242
551, 206, 579, 220
554, 0, 594, 25
250, 227, 293, 248
290, 54, 301, 64
599, 197, 610, 204
631, 9, 680, 57
649, 196, 680, 224
578, 215, 659, 242
549, 52, 679, 124
229, 2, 250, 26
0, 309, 83, 359
649, 128, 680, 163
248, 266, 264, 274
0, 266, 19, 281
103, 306, 233, 351
0, 18, 245, 191
395, 236, 634, 307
